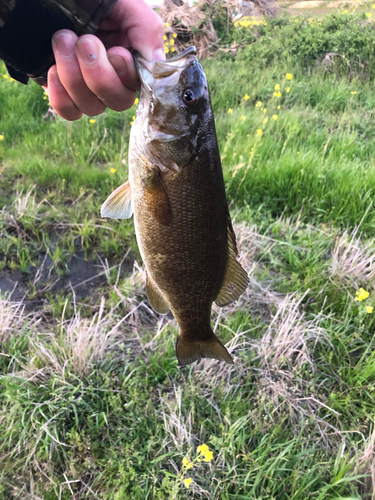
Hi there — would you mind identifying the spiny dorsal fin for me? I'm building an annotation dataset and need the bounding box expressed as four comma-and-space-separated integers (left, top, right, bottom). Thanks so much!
215, 215, 249, 307
101, 180, 133, 219
176, 332, 233, 366
226, 204, 239, 255
146, 272, 170, 315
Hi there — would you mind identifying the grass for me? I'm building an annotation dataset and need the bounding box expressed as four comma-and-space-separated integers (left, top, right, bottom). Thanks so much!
2, 6, 375, 499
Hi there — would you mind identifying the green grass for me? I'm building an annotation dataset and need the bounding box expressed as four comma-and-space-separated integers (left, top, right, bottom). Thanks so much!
2, 6, 375, 499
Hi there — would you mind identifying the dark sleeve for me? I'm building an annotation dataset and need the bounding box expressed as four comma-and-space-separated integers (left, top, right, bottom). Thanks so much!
0, 0, 117, 85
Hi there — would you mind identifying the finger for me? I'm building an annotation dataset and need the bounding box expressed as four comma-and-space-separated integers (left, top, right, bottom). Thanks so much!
75, 35, 136, 112
47, 66, 83, 121
100, 0, 165, 61
107, 46, 139, 91
52, 30, 106, 117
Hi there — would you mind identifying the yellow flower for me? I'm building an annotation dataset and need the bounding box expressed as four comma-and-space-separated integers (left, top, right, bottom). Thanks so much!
0, 135, 3, 140
165, 47, 169, 54
197, 444, 209, 454
256, 129, 263, 136
3, 74, 8, 79
164, 22, 170, 27
351, 91, 357, 95
134, 98, 139, 105
163, 35, 167, 40
202, 450, 214, 462
263, 108, 267, 113
372, 3, 375, 8
366, 306, 373, 313
343, 9, 348, 13
263, 118, 268, 124
242, 94, 250, 100
366, 12, 371, 17
255, 101, 262, 107
182, 457, 193, 470
173, 33, 177, 38
241, 115, 246, 120
273, 114, 278, 120
227, 108, 233, 114
286, 87, 291, 93
89, 119, 96, 124
171, 47, 176, 52
273, 91, 281, 98
110, 168, 116, 174
274, 84, 280, 91
277, 105, 281, 109
286, 73, 293, 80
355, 288, 370, 301
197, 443, 214, 462
170, 38, 175, 46
183, 478, 192, 489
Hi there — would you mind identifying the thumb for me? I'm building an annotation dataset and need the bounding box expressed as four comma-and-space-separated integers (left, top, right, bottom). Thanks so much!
115, 0, 165, 61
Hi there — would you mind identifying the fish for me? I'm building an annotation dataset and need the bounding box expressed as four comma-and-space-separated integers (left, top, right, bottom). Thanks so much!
101, 46, 249, 366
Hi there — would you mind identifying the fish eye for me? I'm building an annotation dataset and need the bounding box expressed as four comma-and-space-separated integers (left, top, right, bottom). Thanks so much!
183, 88, 198, 108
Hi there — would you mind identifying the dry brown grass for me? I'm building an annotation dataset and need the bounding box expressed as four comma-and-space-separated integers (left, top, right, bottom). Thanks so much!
330, 228, 375, 289
24, 297, 116, 380
159, 0, 277, 57
18, 260, 162, 382
354, 425, 375, 499
0, 296, 37, 345
159, 384, 195, 450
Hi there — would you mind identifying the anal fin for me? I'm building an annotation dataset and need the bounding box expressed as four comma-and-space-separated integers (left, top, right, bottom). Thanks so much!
146, 272, 170, 315
101, 180, 133, 219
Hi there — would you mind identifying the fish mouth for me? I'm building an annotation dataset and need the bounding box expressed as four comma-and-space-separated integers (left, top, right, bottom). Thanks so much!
133, 46, 197, 86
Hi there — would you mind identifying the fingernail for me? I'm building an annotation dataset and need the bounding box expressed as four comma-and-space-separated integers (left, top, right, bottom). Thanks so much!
53, 32, 75, 59
108, 54, 127, 76
49, 70, 63, 90
153, 48, 166, 61
76, 38, 98, 66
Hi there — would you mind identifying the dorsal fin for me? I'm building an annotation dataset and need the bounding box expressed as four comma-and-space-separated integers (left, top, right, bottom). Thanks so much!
101, 180, 133, 219
146, 272, 170, 315
226, 204, 239, 255
215, 211, 249, 307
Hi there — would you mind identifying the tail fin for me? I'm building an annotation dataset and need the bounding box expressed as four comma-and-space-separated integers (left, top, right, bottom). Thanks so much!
176, 332, 233, 367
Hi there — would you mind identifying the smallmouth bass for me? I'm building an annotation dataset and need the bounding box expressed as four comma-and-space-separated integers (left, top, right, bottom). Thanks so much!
102, 46, 248, 366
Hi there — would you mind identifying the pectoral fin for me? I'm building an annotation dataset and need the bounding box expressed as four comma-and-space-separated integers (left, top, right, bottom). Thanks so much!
101, 180, 133, 219
146, 272, 170, 315
215, 212, 249, 307
143, 170, 172, 226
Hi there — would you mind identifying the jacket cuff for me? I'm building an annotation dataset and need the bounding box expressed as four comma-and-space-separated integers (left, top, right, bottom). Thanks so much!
0, 0, 117, 85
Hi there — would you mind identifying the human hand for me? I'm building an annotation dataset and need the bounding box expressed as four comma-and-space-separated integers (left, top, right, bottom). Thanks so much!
47, 0, 165, 120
